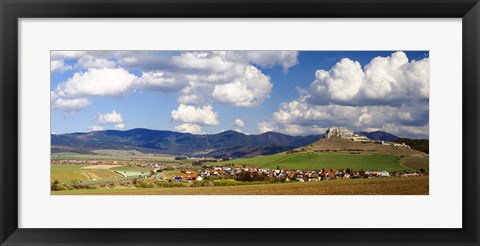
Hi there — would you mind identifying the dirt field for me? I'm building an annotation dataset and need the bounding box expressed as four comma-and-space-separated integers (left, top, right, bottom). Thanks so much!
52, 176, 428, 195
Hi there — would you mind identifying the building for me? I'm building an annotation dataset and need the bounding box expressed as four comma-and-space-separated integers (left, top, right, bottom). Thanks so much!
324, 127, 371, 142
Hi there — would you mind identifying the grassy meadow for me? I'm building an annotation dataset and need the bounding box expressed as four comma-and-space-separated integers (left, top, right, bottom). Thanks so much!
52, 176, 429, 195
216, 152, 414, 172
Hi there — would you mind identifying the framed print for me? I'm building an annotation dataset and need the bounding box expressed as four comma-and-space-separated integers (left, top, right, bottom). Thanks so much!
1, 0, 479, 245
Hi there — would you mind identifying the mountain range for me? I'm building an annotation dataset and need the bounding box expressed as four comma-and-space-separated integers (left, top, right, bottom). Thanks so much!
51, 128, 400, 158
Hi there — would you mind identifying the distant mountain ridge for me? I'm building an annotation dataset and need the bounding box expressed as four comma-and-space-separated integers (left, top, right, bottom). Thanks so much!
52, 128, 402, 158
355, 131, 400, 142
51, 129, 324, 157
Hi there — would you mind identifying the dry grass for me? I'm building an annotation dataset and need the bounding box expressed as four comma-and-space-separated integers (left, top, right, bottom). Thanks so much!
399, 156, 429, 170
53, 176, 428, 195
81, 165, 123, 170
51, 170, 121, 183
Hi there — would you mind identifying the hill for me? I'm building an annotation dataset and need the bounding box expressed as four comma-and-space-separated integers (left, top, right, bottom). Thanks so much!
394, 138, 429, 154
355, 131, 399, 141
52, 128, 413, 159
296, 137, 427, 157
52, 129, 322, 157
217, 152, 407, 172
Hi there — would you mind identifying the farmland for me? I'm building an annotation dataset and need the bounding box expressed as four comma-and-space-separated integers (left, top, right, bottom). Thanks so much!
51, 148, 429, 195
51, 164, 150, 183
52, 176, 429, 195
216, 152, 410, 172
51, 149, 180, 162
399, 156, 429, 170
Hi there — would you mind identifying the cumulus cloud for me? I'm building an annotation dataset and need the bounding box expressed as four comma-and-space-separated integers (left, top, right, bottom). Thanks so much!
53, 68, 137, 98
75, 55, 116, 70
212, 66, 273, 107
114, 123, 126, 129
51, 98, 91, 114
171, 104, 219, 126
258, 122, 277, 133
177, 94, 204, 105
89, 125, 105, 131
134, 71, 187, 92
307, 51, 429, 106
213, 51, 298, 72
263, 51, 429, 138
51, 60, 72, 73
90, 110, 126, 130
98, 110, 123, 124
174, 123, 204, 134
52, 51, 297, 112
51, 51, 87, 60
234, 118, 245, 127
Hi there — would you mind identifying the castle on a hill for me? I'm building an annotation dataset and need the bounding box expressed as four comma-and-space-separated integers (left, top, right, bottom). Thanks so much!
324, 127, 371, 142
323, 127, 411, 148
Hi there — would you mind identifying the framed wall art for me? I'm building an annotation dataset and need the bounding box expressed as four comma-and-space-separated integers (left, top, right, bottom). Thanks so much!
1, 0, 479, 245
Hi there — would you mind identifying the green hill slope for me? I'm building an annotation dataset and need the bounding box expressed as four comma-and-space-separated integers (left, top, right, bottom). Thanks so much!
216, 152, 409, 172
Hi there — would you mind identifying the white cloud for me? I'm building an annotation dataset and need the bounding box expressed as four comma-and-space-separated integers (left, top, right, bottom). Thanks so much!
171, 104, 219, 126
213, 51, 299, 72
307, 51, 430, 106
258, 122, 277, 133
89, 125, 104, 131
98, 110, 123, 124
53, 68, 137, 98
212, 66, 273, 107
234, 118, 245, 127
258, 121, 326, 136
309, 58, 364, 104
88, 110, 127, 131
52, 51, 299, 112
51, 51, 87, 60
134, 71, 187, 92
174, 123, 204, 134
398, 111, 413, 121
75, 55, 116, 70
260, 51, 430, 138
51, 60, 72, 73
114, 123, 126, 129
177, 94, 204, 105
51, 98, 91, 114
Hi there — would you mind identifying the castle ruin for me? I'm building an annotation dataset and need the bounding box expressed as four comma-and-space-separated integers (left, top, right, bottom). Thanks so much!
324, 127, 370, 142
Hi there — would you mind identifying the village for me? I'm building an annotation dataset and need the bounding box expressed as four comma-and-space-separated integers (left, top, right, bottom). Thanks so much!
170, 165, 426, 183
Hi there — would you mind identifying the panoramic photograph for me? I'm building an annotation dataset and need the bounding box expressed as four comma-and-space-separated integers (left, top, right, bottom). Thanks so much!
50, 50, 429, 195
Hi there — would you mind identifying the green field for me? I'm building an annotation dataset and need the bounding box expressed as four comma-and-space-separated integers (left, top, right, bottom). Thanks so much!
216, 152, 407, 172
52, 176, 429, 195
110, 165, 151, 171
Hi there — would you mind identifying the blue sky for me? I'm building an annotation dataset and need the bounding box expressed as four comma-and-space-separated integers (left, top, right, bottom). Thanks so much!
51, 51, 429, 138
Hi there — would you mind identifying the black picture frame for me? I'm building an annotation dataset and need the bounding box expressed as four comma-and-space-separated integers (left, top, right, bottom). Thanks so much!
1, 0, 479, 245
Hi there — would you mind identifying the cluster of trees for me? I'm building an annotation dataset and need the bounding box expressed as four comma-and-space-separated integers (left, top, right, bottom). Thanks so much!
395, 138, 429, 153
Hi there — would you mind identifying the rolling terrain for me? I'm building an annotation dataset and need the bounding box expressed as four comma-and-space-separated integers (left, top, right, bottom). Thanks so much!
52, 129, 323, 157
217, 152, 411, 172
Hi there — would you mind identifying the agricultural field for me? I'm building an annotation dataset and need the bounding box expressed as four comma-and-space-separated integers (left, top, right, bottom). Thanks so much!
52, 176, 429, 195
51, 149, 179, 162
216, 152, 407, 172
399, 156, 429, 170
51, 164, 149, 183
